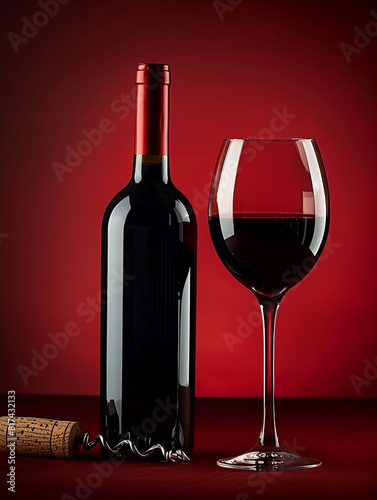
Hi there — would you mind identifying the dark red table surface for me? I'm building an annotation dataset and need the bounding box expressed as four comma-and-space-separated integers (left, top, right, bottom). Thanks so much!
0, 396, 375, 499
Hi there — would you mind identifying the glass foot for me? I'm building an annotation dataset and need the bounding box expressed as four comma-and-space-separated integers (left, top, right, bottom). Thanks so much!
217, 447, 321, 471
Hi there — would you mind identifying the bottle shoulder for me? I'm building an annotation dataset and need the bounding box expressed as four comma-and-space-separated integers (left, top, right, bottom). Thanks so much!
168, 182, 197, 225
102, 185, 132, 223
102, 181, 196, 227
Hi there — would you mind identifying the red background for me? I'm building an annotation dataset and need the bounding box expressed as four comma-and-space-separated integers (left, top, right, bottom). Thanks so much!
0, 0, 376, 398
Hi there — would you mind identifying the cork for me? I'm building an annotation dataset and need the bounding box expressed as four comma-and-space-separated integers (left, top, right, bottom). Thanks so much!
0, 416, 82, 459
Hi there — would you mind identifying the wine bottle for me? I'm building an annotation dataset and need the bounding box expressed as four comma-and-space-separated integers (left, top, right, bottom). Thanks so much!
100, 63, 196, 460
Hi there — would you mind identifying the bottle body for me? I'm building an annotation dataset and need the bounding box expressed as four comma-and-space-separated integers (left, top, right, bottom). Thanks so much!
100, 155, 196, 458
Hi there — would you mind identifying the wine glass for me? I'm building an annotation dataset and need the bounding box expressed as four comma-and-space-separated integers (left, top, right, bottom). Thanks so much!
208, 138, 330, 470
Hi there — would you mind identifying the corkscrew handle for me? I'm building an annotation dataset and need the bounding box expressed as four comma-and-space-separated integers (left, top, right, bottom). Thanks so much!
0, 416, 189, 463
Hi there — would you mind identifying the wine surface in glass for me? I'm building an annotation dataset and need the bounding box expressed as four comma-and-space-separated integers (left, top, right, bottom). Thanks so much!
209, 213, 328, 296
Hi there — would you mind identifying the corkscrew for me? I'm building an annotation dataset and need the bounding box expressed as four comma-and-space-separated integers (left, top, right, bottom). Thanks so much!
81, 431, 189, 462
0, 416, 189, 463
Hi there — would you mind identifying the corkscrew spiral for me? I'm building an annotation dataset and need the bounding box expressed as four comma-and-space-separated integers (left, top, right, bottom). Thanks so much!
81, 432, 190, 463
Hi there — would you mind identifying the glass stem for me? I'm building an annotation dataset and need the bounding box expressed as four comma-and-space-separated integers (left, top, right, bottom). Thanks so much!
258, 298, 281, 448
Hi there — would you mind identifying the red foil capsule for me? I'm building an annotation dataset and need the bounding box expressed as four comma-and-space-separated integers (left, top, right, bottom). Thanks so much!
134, 63, 171, 156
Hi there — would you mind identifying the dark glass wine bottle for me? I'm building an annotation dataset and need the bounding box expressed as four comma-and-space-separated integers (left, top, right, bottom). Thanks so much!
100, 63, 196, 460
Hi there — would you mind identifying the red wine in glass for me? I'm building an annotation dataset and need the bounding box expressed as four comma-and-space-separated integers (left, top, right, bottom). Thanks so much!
209, 213, 328, 296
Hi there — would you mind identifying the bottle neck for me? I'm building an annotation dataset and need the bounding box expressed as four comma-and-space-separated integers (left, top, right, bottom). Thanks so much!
133, 64, 171, 184
133, 154, 170, 184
